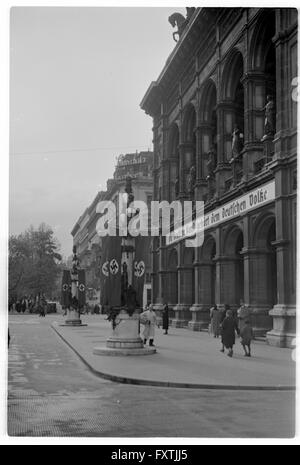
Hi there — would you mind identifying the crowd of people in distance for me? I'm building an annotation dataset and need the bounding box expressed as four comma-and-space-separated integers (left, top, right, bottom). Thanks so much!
210, 301, 254, 357
8, 295, 49, 316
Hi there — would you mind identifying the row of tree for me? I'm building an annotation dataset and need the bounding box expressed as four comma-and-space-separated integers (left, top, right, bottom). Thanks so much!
9, 223, 62, 300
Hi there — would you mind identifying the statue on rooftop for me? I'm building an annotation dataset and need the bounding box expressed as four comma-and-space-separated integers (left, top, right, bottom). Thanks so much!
168, 12, 187, 42
169, 8, 196, 42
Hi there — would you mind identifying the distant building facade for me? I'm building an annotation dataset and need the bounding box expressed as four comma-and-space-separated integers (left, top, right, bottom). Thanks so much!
141, 8, 297, 347
71, 151, 153, 308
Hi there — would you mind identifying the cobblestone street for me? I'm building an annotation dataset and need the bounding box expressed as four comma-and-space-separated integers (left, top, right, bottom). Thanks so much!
7, 315, 295, 438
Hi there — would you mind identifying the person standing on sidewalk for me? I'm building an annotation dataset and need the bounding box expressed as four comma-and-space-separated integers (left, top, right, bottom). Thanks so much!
140, 305, 157, 346
237, 300, 250, 332
220, 309, 239, 357
39, 297, 47, 317
162, 303, 169, 335
240, 320, 254, 357
210, 304, 221, 338
219, 304, 228, 352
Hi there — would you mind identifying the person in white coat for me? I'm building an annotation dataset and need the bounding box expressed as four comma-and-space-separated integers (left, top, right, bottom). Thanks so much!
140, 305, 157, 346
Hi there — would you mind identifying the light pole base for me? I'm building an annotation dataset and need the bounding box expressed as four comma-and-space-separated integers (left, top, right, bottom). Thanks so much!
60, 309, 87, 326
93, 308, 156, 356
93, 346, 156, 356
59, 322, 88, 327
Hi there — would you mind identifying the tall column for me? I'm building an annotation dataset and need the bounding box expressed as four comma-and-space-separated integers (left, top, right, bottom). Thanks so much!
153, 235, 165, 313
215, 256, 239, 310
215, 102, 234, 195
267, 168, 296, 347
194, 123, 210, 201
169, 158, 179, 201
178, 142, 194, 199
189, 261, 213, 331
172, 265, 192, 327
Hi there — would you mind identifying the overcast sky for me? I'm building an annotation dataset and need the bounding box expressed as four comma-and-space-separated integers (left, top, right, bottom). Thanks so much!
9, 6, 185, 258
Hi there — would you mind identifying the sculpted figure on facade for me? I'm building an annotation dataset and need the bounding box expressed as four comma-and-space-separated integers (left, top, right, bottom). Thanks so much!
188, 164, 196, 194
231, 125, 244, 160
168, 13, 186, 42
263, 94, 276, 136
206, 145, 217, 179
168, 8, 195, 42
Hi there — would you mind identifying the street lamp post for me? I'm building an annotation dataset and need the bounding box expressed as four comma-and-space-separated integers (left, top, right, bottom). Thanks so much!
94, 177, 155, 355
61, 246, 87, 326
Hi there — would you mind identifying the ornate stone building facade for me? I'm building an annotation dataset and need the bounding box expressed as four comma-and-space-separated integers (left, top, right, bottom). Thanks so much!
141, 8, 297, 347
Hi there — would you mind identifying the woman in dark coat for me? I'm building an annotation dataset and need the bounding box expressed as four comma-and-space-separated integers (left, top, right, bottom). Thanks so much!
220, 309, 239, 357
162, 303, 169, 335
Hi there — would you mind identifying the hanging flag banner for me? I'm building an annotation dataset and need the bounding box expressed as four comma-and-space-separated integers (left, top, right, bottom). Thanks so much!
100, 235, 122, 307
102, 261, 109, 277
78, 269, 86, 309
133, 236, 150, 308
99, 236, 110, 307
109, 258, 119, 275
107, 236, 122, 306
134, 261, 145, 278
61, 270, 71, 308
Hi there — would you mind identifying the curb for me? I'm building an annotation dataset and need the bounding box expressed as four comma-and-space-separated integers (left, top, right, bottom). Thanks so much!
51, 324, 296, 391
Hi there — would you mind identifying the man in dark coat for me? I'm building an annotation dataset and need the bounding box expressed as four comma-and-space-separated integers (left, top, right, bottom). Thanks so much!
220, 309, 239, 357
162, 303, 169, 335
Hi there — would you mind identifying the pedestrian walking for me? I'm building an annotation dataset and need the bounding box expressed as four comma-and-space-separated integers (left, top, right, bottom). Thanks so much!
237, 300, 251, 332
140, 305, 157, 346
39, 298, 47, 317
21, 298, 26, 314
16, 300, 21, 313
220, 309, 239, 357
162, 303, 169, 335
210, 304, 221, 338
219, 304, 228, 351
240, 319, 254, 357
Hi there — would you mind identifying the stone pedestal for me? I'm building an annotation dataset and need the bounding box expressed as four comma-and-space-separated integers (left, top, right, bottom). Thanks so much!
93, 309, 156, 356
229, 156, 243, 187
261, 134, 274, 162
61, 309, 87, 326
188, 304, 210, 331
267, 305, 296, 348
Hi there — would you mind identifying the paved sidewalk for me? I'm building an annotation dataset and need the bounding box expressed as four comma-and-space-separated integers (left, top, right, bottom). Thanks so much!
51, 315, 295, 390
